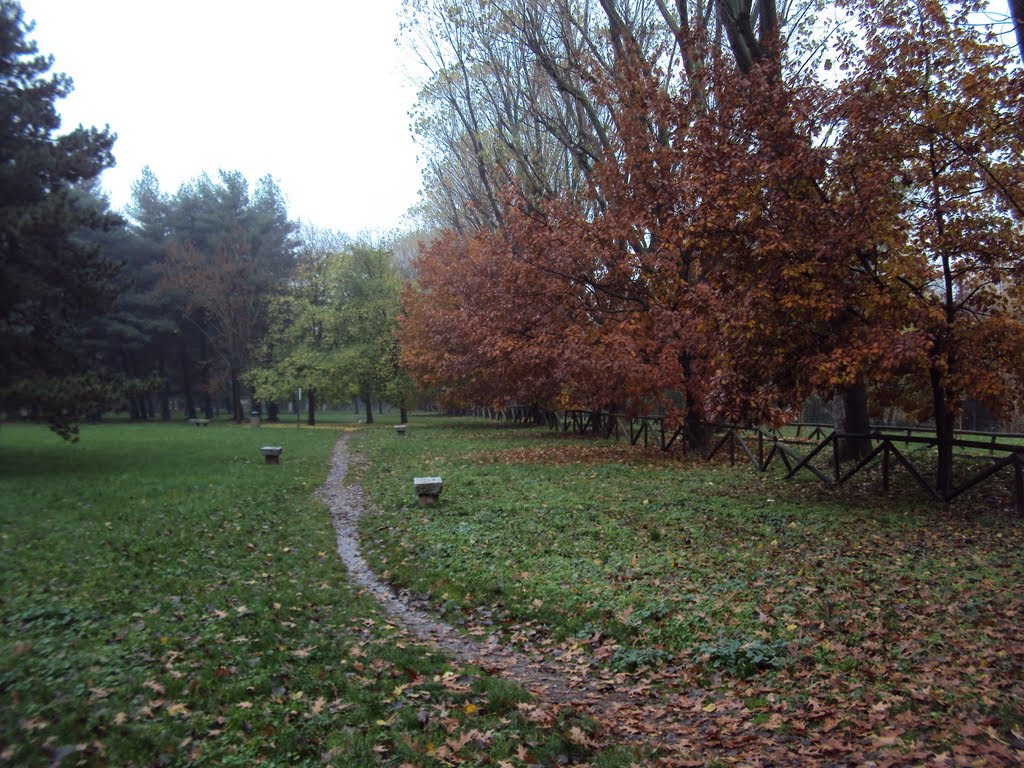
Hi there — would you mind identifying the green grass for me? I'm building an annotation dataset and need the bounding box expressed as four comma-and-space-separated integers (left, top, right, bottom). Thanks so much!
0, 420, 630, 767
354, 418, 1024, 758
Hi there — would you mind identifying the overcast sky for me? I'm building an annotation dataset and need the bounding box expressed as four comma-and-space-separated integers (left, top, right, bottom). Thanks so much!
20, 0, 424, 236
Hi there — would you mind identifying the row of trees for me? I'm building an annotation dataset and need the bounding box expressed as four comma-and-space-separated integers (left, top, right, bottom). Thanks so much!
0, 0, 409, 434
397, 0, 1024, 492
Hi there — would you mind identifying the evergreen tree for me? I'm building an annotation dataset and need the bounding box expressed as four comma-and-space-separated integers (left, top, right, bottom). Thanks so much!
0, 0, 121, 438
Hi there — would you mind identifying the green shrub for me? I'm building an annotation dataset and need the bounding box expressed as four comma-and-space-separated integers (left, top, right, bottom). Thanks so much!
700, 635, 790, 679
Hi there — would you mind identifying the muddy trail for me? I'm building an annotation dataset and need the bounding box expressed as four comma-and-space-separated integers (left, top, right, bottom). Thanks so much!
320, 434, 708, 751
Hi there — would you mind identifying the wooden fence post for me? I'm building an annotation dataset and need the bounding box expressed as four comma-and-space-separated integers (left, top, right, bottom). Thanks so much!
882, 440, 890, 492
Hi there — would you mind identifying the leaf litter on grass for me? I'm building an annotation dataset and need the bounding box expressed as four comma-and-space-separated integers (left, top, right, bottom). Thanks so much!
0, 422, 623, 768
352, 420, 1024, 767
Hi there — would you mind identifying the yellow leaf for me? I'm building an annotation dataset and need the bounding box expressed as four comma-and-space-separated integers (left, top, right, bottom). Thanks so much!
236, 701, 253, 709
702, 703, 717, 712
464, 703, 477, 715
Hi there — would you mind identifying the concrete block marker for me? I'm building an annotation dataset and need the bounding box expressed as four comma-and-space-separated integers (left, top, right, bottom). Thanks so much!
261, 446, 283, 464
414, 476, 443, 506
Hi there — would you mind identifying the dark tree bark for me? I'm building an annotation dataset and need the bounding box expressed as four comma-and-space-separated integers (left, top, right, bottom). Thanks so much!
230, 373, 243, 422
931, 370, 956, 497
201, 336, 214, 419
1011, 0, 1024, 64
307, 389, 317, 426
158, 351, 171, 420
400, 399, 409, 424
180, 339, 196, 419
363, 390, 374, 424
678, 355, 708, 452
267, 401, 279, 423
929, 332, 957, 497
832, 383, 872, 462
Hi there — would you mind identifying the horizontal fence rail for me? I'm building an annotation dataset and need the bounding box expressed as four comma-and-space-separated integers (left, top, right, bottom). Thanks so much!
463, 407, 1024, 514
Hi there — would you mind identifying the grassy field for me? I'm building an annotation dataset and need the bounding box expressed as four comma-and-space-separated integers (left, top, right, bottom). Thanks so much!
354, 418, 1024, 764
0, 419, 614, 767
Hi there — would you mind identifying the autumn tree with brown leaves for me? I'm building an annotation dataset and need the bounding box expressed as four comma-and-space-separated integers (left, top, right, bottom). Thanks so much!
402, 0, 1024, 484
834, 0, 1024, 492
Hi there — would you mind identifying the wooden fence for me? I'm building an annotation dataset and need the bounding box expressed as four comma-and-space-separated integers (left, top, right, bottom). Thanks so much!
465, 407, 1024, 513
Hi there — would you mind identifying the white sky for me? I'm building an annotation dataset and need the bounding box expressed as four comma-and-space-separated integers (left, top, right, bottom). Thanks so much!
19, 0, 424, 236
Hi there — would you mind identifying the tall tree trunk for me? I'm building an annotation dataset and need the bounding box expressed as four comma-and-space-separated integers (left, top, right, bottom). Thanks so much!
180, 339, 196, 419
267, 401, 279, 423
122, 348, 142, 420
363, 389, 374, 424
832, 383, 872, 462
230, 373, 243, 422
307, 389, 317, 426
158, 351, 171, 420
200, 336, 214, 419
679, 354, 708, 452
930, 347, 956, 497
400, 399, 409, 425
1012, 0, 1024, 64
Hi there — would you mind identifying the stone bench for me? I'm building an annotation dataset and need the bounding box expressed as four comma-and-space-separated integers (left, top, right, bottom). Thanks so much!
260, 446, 283, 464
189, 418, 210, 426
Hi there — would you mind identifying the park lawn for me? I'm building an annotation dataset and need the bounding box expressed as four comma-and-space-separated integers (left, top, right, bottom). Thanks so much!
0, 421, 622, 768
355, 418, 1024, 765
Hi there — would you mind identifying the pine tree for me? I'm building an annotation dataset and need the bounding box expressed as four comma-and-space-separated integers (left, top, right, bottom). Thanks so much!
0, 0, 121, 438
